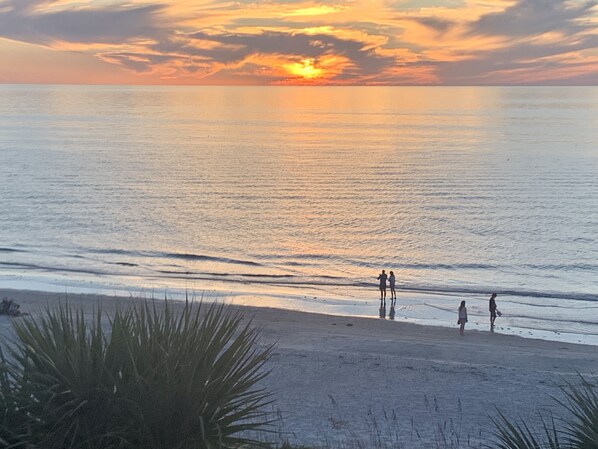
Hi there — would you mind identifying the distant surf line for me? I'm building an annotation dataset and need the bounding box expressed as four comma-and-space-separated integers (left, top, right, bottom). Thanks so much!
1, 260, 596, 304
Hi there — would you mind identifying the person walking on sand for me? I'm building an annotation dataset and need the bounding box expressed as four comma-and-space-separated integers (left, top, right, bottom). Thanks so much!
458, 300, 468, 336
388, 271, 397, 305
489, 293, 499, 331
377, 270, 388, 306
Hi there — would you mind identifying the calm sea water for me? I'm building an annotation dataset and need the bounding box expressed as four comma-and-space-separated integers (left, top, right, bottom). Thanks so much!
1, 85, 597, 342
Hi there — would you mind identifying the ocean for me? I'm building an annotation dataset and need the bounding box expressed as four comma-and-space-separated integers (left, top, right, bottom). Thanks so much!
1, 85, 597, 343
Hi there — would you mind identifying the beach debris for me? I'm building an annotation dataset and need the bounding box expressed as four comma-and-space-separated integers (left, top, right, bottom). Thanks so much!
0, 297, 26, 316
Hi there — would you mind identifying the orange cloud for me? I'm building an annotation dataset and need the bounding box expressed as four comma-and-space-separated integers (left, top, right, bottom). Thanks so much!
286, 4, 347, 17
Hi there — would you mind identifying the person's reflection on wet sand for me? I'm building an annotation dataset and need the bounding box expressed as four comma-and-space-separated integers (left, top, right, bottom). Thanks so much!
389, 305, 395, 320
379, 304, 386, 318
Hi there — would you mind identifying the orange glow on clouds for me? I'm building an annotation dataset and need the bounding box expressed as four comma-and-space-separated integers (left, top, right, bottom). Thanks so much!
286, 5, 345, 17
0, 0, 596, 85
285, 58, 324, 80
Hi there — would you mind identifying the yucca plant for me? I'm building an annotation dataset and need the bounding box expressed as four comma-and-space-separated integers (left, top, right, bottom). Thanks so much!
0, 347, 33, 449
559, 376, 598, 449
491, 375, 598, 449
492, 411, 563, 449
0, 300, 275, 449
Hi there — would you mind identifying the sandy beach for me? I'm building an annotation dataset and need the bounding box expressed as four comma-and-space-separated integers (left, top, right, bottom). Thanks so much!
1, 288, 597, 448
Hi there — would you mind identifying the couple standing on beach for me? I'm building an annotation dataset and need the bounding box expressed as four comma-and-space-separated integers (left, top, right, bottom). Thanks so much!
376, 270, 396, 306
457, 293, 501, 336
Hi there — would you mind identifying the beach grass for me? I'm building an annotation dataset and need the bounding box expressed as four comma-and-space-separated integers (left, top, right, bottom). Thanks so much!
492, 375, 598, 449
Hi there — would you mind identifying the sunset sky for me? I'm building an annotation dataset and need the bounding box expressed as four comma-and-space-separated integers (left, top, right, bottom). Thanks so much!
0, 0, 597, 85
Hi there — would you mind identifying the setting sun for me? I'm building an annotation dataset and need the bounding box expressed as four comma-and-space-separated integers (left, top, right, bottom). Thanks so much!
286, 58, 324, 80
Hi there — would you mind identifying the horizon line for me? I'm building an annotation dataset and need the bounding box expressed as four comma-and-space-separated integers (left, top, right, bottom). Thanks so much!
1, 82, 596, 88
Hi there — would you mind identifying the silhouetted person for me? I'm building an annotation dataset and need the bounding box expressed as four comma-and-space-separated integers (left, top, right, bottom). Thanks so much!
458, 300, 467, 336
489, 293, 499, 331
388, 271, 397, 305
377, 270, 388, 306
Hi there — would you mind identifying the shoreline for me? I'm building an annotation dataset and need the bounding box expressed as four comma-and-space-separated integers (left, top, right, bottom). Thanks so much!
2, 286, 597, 351
2, 278, 597, 347
2, 287, 598, 447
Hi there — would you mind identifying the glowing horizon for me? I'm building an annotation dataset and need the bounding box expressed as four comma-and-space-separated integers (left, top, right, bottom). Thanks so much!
0, 0, 596, 85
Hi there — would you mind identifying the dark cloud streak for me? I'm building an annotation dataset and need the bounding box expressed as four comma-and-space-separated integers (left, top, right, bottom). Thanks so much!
438, 34, 598, 84
413, 16, 455, 33
0, 0, 165, 44
468, 0, 597, 37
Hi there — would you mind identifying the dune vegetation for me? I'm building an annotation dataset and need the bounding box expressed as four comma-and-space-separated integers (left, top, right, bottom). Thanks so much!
0, 301, 273, 449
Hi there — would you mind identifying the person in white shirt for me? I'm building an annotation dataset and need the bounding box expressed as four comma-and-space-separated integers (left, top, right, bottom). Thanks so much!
388, 271, 396, 305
